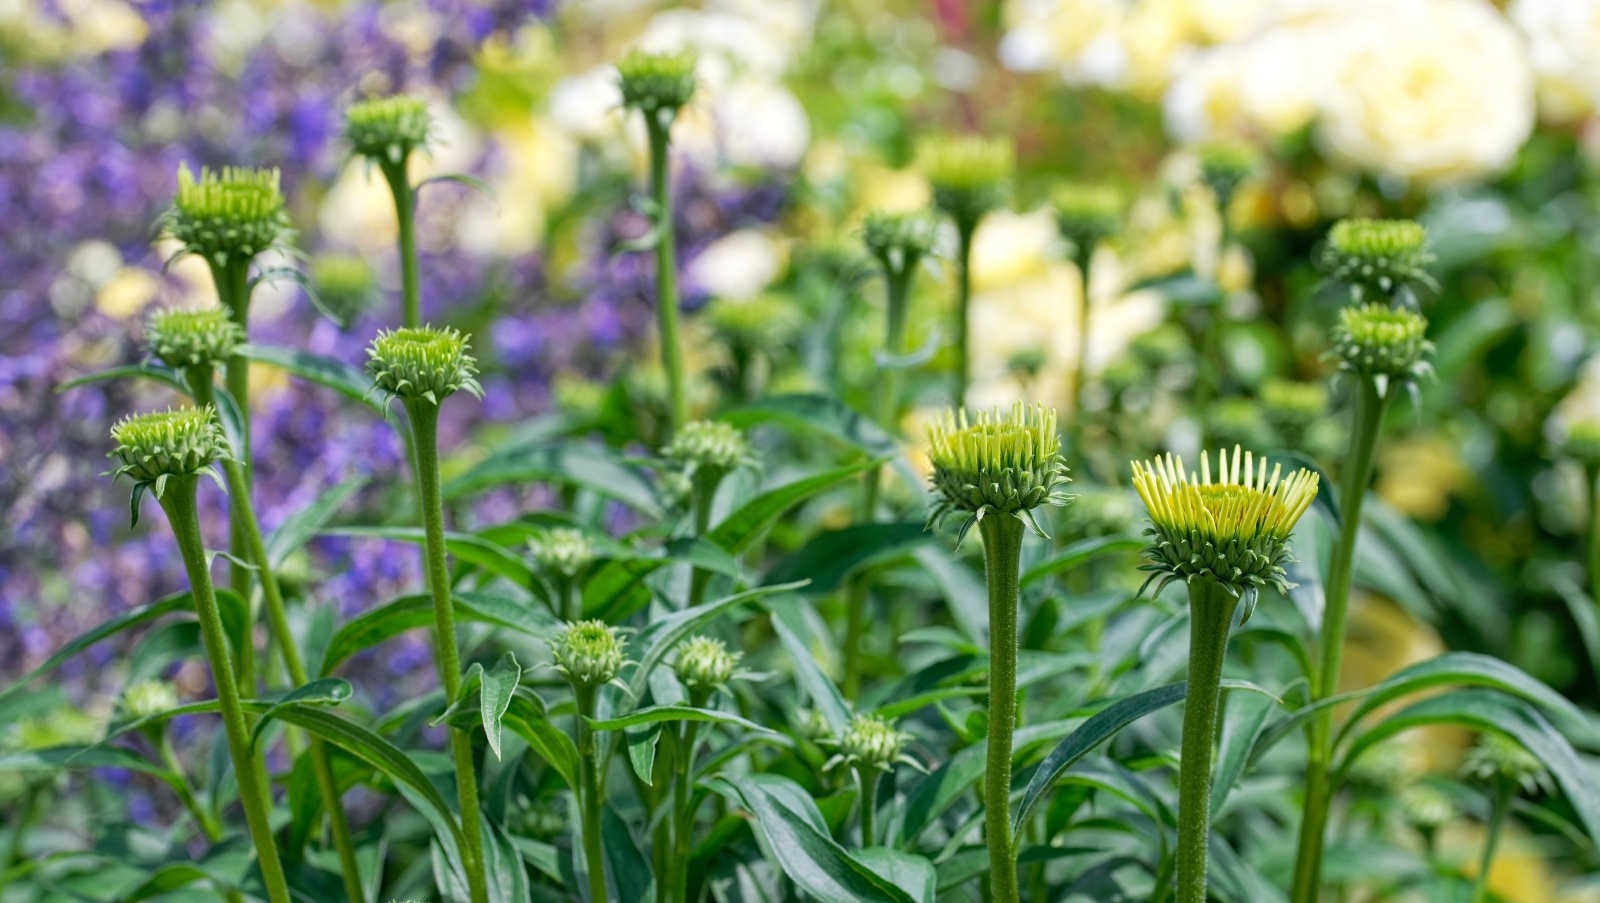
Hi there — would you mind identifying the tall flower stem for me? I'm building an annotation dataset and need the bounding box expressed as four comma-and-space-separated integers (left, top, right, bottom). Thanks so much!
574, 685, 609, 903
1070, 246, 1093, 458
209, 258, 258, 692
856, 767, 881, 848
978, 514, 1023, 903
380, 161, 421, 329
953, 222, 976, 409
686, 470, 717, 608
1291, 377, 1390, 902
1472, 778, 1513, 903
669, 711, 704, 903
158, 480, 291, 903
646, 116, 687, 433
1175, 578, 1238, 903
1587, 463, 1600, 603
405, 401, 489, 903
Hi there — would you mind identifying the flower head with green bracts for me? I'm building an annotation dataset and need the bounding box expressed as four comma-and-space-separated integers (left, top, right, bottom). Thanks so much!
344, 95, 433, 166
662, 419, 756, 479
366, 326, 483, 405
1051, 181, 1124, 254
1318, 218, 1437, 304
145, 306, 244, 371
310, 253, 377, 328
1196, 141, 1260, 208
673, 635, 741, 695
528, 527, 596, 579
1261, 379, 1327, 434
861, 209, 938, 277
108, 406, 230, 522
162, 164, 291, 269
825, 713, 914, 773
1398, 782, 1453, 831
1205, 397, 1276, 452
1461, 733, 1552, 796
120, 679, 179, 721
918, 135, 1013, 230
548, 620, 627, 689
616, 49, 697, 120
1130, 446, 1318, 620
1330, 303, 1433, 399
926, 402, 1072, 543
1563, 420, 1600, 469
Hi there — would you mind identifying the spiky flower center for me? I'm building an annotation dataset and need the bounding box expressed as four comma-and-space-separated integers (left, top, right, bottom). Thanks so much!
366, 325, 482, 404
616, 49, 697, 116
674, 635, 740, 693
1051, 182, 1123, 250
145, 307, 244, 370
1332, 303, 1430, 378
918, 135, 1013, 227
1319, 218, 1435, 301
165, 164, 289, 265
109, 406, 229, 483
528, 527, 595, 578
1328, 218, 1426, 258
344, 95, 432, 164
838, 714, 907, 772
663, 420, 752, 475
927, 402, 1071, 540
549, 620, 625, 688
1197, 141, 1260, 203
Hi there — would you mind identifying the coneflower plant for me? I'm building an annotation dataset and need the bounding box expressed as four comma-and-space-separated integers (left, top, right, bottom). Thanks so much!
145, 308, 365, 900
1050, 182, 1124, 455
1130, 447, 1319, 903
618, 49, 697, 433
1316, 218, 1437, 307
367, 325, 489, 903
661, 419, 755, 607
528, 527, 597, 621
1460, 733, 1550, 903
345, 95, 434, 328
824, 712, 913, 848
108, 408, 291, 903
1291, 220, 1435, 903
668, 635, 740, 903
549, 619, 628, 903
927, 402, 1070, 903
1562, 421, 1600, 597
918, 135, 1012, 408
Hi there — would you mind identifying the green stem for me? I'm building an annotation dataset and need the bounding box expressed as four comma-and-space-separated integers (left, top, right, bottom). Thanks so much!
953, 222, 975, 410
209, 257, 257, 694
1071, 246, 1093, 459
646, 116, 686, 433
575, 685, 609, 903
406, 401, 488, 903
856, 767, 880, 848
1472, 779, 1513, 903
1587, 464, 1600, 605
686, 469, 720, 609
158, 731, 224, 842
1176, 579, 1238, 903
1291, 377, 1389, 903
158, 480, 291, 903
671, 713, 703, 903
978, 514, 1023, 903
382, 161, 421, 328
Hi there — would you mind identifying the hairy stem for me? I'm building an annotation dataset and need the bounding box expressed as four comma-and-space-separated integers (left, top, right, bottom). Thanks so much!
209, 257, 257, 694
953, 221, 975, 410
686, 468, 720, 609
382, 161, 421, 329
647, 116, 686, 433
1176, 579, 1238, 903
1070, 245, 1093, 458
575, 685, 609, 903
1472, 778, 1513, 903
671, 713, 703, 903
856, 767, 880, 849
978, 514, 1024, 903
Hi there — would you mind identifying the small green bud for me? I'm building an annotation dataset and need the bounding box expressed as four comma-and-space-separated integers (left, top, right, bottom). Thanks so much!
673, 635, 740, 694
1318, 218, 1436, 303
145, 306, 244, 371
121, 679, 179, 720
109, 406, 229, 484
833, 713, 909, 773
1398, 782, 1453, 831
917, 135, 1013, 230
1069, 486, 1139, 537
1006, 347, 1047, 384
310, 254, 378, 328
1205, 398, 1276, 452
707, 294, 803, 350
662, 420, 754, 477
1330, 303, 1433, 388
1050, 182, 1123, 254
344, 95, 432, 166
366, 326, 482, 405
1563, 420, 1600, 469
1461, 732, 1551, 796
616, 50, 697, 119
795, 708, 832, 741
549, 620, 626, 689
1260, 379, 1326, 426
1197, 141, 1260, 207
527, 527, 595, 579
165, 164, 290, 267
796, 243, 875, 292
860, 210, 938, 277
926, 402, 1071, 542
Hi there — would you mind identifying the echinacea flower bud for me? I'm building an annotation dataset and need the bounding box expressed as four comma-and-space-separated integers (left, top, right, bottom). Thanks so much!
1562, 420, 1600, 469
1197, 141, 1260, 208
1330, 303, 1433, 392
1051, 182, 1124, 254
616, 49, 697, 119
918, 135, 1013, 230
1205, 398, 1276, 452
662, 420, 754, 478
1398, 783, 1453, 831
121, 679, 179, 720
1317, 218, 1436, 303
344, 95, 432, 166
549, 620, 626, 688
366, 326, 482, 405
1461, 733, 1551, 796
164, 164, 289, 268
1260, 379, 1327, 434
708, 294, 803, 351
832, 713, 910, 773
861, 210, 938, 276
1130, 447, 1318, 618
109, 406, 229, 485
528, 527, 595, 579
310, 253, 377, 328
145, 306, 245, 372
673, 634, 740, 695
926, 402, 1071, 541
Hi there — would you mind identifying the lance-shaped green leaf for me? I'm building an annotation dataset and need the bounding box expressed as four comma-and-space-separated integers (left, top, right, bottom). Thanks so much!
265, 474, 368, 567
1019, 534, 1143, 587
434, 653, 521, 760
586, 704, 780, 737
707, 461, 880, 555
320, 591, 554, 676
248, 678, 354, 751
442, 441, 662, 516
235, 342, 384, 412
320, 525, 534, 587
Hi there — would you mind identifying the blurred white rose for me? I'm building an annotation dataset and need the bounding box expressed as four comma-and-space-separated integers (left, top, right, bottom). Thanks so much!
713, 81, 810, 170
687, 229, 785, 300
1511, 0, 1600, 121
1164, 22, 1346, 141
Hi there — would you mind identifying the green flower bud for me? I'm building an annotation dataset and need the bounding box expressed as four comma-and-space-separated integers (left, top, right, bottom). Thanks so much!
109, 406, 229, 485
1317, 218, 1436, 303
1461, 733, 1551, 796
344, 95, 432, 166
860, 210, 938, 277
1006, 347, 1048, 385
121, 679, 179, 720
832, 713, 909, 773
1562, 420, 1600, 469
1398, 782, 1453, 831
1130, 447, 1318, 618
926, 402, 1071, 542
918, 135, 1013, 230
1197, 141, 1260, 208
1051, 181, 1123, 254
796, 243, 875, 293
549, 620, 626, 688
1205, 397, 1276, 452
616, 49, 697, 119
1260, 379, 1327, 439
707, 293, 803, 350
662, 420, 754, 477
1069, 486, 1139, 537
673, 635, 740, 694
1331, 303, 1433, 391
164, 164, 290, 268
366, 326, 482, 405
310, 254, 378, 328
145, 306, 245, 371
528, 527, 596, 579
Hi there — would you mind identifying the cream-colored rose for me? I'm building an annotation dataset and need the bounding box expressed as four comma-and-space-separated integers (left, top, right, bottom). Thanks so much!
686, 229, 785, 300
998, 0, 1128, 84
1510, 0, 1600, 122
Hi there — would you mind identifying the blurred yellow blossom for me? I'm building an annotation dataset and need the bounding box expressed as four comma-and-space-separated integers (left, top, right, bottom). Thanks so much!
1511, 0, 1600, 122
1377, 435, 1471, 521
96, 267, 161, 320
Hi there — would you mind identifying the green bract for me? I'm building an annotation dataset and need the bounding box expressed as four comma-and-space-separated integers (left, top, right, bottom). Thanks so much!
528, 527, 596, 579
1461, 733, 1551, 796
1398, 783, 1453, 830
918, 135, 1013, 229
662, 419, 754, 477
1197, 141, 1260, 206
109, 406, 229, 485
120, 679, 179, 720
1331, 303, 1433, 392
145, 307, 244, 370
1130, 446, 1318, 618
616, 49, 697, 117
164, 164, 289, 267
830, 713, 910, 773
1051, 181, 1123, 253
549, 620, 626, 689
673, 635, 740, 694
1318, 218, 1436, 302
1260, 379, 1327, 426
861, 210, 938, 276
366, 326, 483, 404
344, 95, 432, 165
926, 402, 1071, 541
